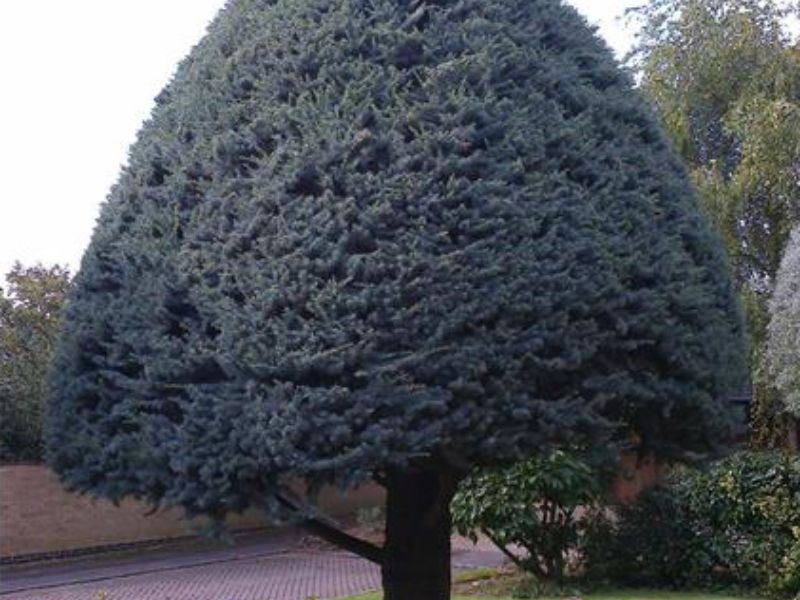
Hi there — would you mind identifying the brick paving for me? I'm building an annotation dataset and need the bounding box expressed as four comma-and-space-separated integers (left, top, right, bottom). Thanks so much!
2, 550, 379, 600
0, 533, 505, 600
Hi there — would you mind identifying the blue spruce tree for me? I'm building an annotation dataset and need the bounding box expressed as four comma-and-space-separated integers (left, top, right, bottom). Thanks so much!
48, 1, 746, 597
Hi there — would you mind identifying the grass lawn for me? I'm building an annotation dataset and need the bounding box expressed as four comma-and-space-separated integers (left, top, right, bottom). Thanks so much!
339, 593, 759, 600
337, 569, 762, 600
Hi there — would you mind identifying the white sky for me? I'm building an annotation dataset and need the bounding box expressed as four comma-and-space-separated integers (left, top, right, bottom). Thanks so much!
0, 1, 637, 282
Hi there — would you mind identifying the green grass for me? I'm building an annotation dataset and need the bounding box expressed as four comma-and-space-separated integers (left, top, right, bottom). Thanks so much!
336, 568, 761, 600
338, 592, 760, 600
453, 567, 499, 583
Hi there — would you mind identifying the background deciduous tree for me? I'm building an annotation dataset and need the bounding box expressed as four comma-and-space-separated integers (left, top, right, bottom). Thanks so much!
629, 0, 800, 446
768, 227, 800, 422
0, 263, 70, 461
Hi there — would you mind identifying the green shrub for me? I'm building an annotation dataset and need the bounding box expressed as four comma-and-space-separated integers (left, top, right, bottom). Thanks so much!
581, 473, 711, 588
453, 450, 601, 582
584, 451, 800, 597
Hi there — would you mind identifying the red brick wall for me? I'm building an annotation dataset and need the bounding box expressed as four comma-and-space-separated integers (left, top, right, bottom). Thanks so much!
0, 465, 384, 558
1, 456, 657, 558
611, 453, 660, 504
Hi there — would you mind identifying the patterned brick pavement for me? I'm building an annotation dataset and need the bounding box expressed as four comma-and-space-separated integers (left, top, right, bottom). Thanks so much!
1, 535, 505, 600
2, 550, 379, 600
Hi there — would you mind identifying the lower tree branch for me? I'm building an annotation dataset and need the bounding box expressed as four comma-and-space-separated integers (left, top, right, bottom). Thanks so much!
482, 528, 526, 571
373, 470, 388, 487
276, 492, 385, 565
302, 516, 385, 565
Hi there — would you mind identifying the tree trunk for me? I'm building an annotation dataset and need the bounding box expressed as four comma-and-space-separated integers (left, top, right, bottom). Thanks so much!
382, 468, 458, 600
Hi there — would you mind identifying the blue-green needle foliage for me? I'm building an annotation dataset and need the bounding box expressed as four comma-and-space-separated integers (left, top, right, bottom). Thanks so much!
48, 0, 745, 520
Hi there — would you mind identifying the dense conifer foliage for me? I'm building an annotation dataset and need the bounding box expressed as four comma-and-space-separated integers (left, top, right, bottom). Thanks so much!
48, 1, 745, 597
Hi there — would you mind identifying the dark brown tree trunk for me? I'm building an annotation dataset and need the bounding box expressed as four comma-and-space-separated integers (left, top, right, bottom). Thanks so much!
382, 468, 458, 600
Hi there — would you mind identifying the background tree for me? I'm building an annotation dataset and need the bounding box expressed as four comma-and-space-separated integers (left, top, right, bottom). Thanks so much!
47, 1, 745, 598
628, 0, 800, 446
0, 263, 70, 461
768, 226, 800, 421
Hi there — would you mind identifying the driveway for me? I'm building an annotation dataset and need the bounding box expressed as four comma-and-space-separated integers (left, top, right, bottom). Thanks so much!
0, 530, 505, 600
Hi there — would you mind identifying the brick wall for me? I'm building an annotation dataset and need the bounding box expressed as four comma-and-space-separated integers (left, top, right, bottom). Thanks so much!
611, 453, 661, 504
0, 464, 384, 558
1, 457, 657, 559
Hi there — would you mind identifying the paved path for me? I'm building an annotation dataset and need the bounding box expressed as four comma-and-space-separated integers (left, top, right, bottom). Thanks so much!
0, 531, 505, 600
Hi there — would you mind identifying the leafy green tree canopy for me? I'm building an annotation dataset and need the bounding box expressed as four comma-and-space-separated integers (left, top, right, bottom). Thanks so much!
1, 263, 70, 461
768, 226, 800, 416
628, 0, 800, 447
47, 1, 745, 597
629, 0, 800, 288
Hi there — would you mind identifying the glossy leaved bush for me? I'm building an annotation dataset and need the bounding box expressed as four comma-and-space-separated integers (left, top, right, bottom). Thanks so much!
585, 452, 800, 597
47, 1, 745, 597
452, 449, 601, 582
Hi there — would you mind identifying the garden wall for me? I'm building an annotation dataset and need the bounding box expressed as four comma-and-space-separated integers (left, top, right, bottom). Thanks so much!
1, 455, 656, 559
0, 464, 384, 559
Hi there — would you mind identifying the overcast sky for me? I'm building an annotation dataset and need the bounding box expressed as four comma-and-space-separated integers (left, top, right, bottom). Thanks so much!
0, 1, 638, 283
